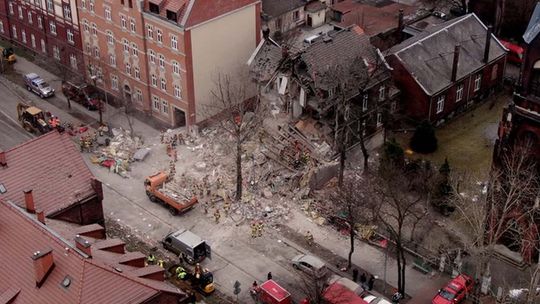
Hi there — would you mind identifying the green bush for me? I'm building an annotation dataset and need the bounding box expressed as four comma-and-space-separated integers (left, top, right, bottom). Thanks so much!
410, 120, 438, 153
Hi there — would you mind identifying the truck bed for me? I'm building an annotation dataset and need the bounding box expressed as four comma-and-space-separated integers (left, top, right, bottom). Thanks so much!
157, 182, 194, 203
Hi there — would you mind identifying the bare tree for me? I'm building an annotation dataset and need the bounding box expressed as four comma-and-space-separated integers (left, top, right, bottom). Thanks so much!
296, 273, 331, 304
210, 72, 265, 201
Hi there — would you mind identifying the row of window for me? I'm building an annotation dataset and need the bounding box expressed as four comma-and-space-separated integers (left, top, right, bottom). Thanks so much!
146, 25, 178, 50
435, 74, 482, 114
8, 3, 75, 43
8, 1, 72, 21
152, 96, 170, 116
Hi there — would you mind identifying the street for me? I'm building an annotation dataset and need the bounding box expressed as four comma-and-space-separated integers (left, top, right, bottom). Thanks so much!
0, 56, 446, 304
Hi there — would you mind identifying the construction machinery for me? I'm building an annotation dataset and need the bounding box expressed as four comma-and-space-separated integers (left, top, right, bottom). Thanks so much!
144, 172, 198, 215
1, 47, 16, 64
16, 103, 51, 134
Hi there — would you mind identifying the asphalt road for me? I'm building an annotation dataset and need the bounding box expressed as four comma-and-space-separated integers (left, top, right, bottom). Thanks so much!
0, 81, 33, 150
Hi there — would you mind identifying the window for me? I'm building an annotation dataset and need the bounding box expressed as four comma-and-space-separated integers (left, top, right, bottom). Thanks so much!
149, 50, 156, 64
104, 6, 111, 21
436, 95, 445, 114
130, 18, 135, 32
149, 3, 160, 14
12, 25, 17, 39
106, 31, 114, 44
123, 39, 129, 52
81, 0, 86, 9
160, 78, 166, 91
111, 75, 118, 90
455, 84, 464, 102
136, 88, 143, 103
8, 3, 13, 15
85, 43, 91, 53
152, 96, 160, 111
362, 94, 368, 111
156, 29, 163, 43
474, 74, 482, 92
158, 54, 165, 69
172, 61, 180, 75
174, 85, 181, 99
31, 34, 36, 48
171, 35, 177, 50
70, 54, 77, 70
151, 74, 157, 87
91, 23, 97, 36
89, 0, 94, 13
21, 30, 26, 43
125, 63, 131, 75
109, 54, 116, 66
134, 67, 140, 79
131, 43, 138, 56
293, 10, 300, 21
27, 11, 32, 24
41, 39, 46, 53
128, 0, 132, 8
121, 16, 127, 29
53, 46, 60, 60
146, 25, 153, 39
379, 85, 386, 101
37, 16, 43, 29
67, 29, 74, 44
49, 21, 57, 35
166, 10, 177, 21
63, 6, 72, 20
83, 20, 89, 32
376, 112, 383, 127
0, 21, 3, 33
47, 0, 53, 12
18, 6, 22, 19
93, 46, 100, 58
35, 0, 41, 8
162, 99, 169, 114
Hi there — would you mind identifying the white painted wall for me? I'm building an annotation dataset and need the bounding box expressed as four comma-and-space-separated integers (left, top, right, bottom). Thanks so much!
190, 4, 257, 121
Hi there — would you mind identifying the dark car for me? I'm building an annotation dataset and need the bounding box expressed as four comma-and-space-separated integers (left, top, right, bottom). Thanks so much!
62, 81, 101, 110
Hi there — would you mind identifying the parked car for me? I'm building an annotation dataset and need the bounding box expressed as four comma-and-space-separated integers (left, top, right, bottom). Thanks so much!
61, 81, 101, 110
363, 295, 392, 304
328, 275, 364, 295
291, 254, 328, 278
162, 229, 211, 264
500, 39, 524, 65
24, 73, 54, 98
432, 274, 474, 304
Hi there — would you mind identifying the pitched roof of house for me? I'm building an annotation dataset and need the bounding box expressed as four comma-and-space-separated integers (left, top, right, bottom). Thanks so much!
248, 38, 283, 82
0, 200, 186, 304
388, 13, 507, 96
523, 2, 540, 44
0, 131, 96, 218
262, 0, 306, 18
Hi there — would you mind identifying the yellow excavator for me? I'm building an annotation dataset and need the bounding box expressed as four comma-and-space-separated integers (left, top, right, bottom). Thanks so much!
1, 46, 16, 64
16, 103, 51, 134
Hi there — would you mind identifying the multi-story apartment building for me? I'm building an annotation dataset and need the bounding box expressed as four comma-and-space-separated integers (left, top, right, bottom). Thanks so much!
79, 0, 261, 127
0, 0, 83, 72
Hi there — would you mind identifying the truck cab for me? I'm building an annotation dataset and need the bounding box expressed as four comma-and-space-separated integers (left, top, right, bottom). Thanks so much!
24, 73, 55, 98
162, 229, 211, 264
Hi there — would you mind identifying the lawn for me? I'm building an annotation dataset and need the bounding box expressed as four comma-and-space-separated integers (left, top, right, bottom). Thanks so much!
392, 93, 510, 178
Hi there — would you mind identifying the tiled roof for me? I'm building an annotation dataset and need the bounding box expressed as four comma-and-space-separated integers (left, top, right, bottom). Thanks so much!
0, 131, 96, 217
182, 0, 259, 28
249, 38, 283, 82
262, 0, 306, 18
0, 200, 186, 304
523, 2, 540, 44
388, 13, 507, 95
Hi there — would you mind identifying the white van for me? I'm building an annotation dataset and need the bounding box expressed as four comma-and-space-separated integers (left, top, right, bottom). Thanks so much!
304, 34, 321, 45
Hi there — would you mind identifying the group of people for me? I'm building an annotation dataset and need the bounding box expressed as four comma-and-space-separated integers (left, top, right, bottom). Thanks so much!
250, 221, 265, 238
146, 253, 164, 268
352, 269, 375, 291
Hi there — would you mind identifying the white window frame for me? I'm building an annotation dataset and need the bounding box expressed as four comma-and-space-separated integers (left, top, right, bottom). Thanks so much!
111, 75, 119, 91
21, 30, 26, 43
152, 95, 160, 111
121, 15, 127, 29
134, 67, 140, 79
85, 43, 91, 54
171, 35, 177, 50
130, 18, 136, 33
147, 25, 153, 39
70, 54, 77, 70
456, 84, 464, 102
379, 85, 386, 101
131, 43, 138, 57
81, 0, 86, 9
149, 50, 156, 64
390, 101, 397, 113
123, 39, 129, 53
160, 78, 166, 91
474, 74, 482, 92
104, 6, 111, 21
12, 25, 17, 39
89, 0, 94, 13
8, 3, 14, 15
109, 54, 116, 66
162, 99, 169, 114
63, 5, 72, 20
151, 74, 157, 87
67, 29, 74, 44
37, 16, 43, 29
31, 34, 36, 48
53, 46, 60, 60
49, 21, 57, 35
41, 39, 46, 53
83, 20, 89, 32
125, 63, 131, 75
156, 28, 163, 43
93, 46, 99, 58
0, 21, 4, 33
91, 23, 97, 36
376, 112, 383, 127
106, 31, 114, 45
158, 54, 165, 69
27, 11, 32, 24
47, 0, 54, 12
174, 85, 181, 99
436, 95, 445, 114
362, 94, 368, 111
136, 88, 143, 103
18, 6, 22, 19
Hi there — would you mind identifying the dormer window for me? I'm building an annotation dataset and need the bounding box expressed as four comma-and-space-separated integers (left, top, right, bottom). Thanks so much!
166, 10, 177, 21
149, 2, 159, 14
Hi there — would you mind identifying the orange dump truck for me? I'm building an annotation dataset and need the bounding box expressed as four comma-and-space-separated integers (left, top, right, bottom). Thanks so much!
144, 172, 198, 215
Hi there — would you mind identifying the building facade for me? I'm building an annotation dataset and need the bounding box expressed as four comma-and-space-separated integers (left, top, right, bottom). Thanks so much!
386, 14, 507, 125
0, 0, 84, 72
79, 0, 261, 128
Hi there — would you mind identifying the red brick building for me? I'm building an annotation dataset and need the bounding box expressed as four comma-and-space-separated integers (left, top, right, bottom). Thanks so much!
386, 14, 507, 125
0, 0, 84, 72
0, 131, 104, 225
0, 199, 187, 303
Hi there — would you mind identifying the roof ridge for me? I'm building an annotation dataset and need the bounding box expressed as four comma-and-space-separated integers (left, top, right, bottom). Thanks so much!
5, 131, 59, 153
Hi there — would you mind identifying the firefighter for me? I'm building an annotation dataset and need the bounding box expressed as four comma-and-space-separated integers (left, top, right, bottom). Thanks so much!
305, 231, 314, 246
213, 209, 221, 224
257, 221, 264, 237
157, 259, 164, 268
175, 266, 187, 280
251, 222, 257, 238
146, 254, 156, 265
223, 200, 231, 216
203, 201, 209, 214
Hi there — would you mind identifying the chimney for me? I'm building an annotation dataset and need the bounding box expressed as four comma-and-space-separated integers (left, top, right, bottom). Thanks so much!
397, 9, 404, 42
75, 235, 92, 257
24, 189, 36, 213
483, 25, 492, 63
262, 25, 270, 40
451, 45, 461, 82
0, 150, 6, 166
37, 210, 46, 224
32, 249, 55, 287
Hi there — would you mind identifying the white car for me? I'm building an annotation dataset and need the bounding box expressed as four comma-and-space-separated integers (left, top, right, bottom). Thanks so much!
363, 295, 392, 304
291, 254, 328, 278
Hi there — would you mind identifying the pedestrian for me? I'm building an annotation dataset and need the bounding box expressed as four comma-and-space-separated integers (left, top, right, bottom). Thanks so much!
187, 291, 197, 304
146, 253, 156, 265
251, 222, 257, 238
213, 209, 221, 224
305, 231, 314, 246
194, 263, 202, 279
352, 268, 359, 282
257, 221, 264, 237
360, 272, 367, 289
267, 272, 272, 280
367, 274, 375, 291
203, 201, 209, 214
160, 130, 165, 143
157, 259, 164, 268
391, 291, 402, 304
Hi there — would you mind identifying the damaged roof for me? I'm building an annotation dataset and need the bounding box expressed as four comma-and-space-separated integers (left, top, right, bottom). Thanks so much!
248, 38, 283, 82
0, 200, 186, 304
523, 2, 540, 44
388, 13, 507, 96
262, 0, 306, 19
0, 131, 97, 218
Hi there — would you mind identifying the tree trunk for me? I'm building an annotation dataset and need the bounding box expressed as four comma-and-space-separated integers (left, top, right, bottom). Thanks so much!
396, 245, 403, 294
359, 122, 369, 172
235, 139, 243, 201
347, 224, 355, 269
338, 145, 345, 188
399, 246, 407, 294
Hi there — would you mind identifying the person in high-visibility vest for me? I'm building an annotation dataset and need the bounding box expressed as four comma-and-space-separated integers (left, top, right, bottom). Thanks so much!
175, 266, 187, 280
157, 259, 164, 268
146, 254, 156, 265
